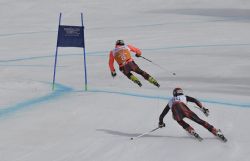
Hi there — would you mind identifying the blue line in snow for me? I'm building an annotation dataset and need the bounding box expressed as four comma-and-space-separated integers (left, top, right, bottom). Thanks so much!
0, 52, 104, 63
1, 84, 249, 119
0, 83, 73, 118
0, 30, 56, 37
1, 43, 250, 63
84, 89, 250, 108
0, 18, 235, 38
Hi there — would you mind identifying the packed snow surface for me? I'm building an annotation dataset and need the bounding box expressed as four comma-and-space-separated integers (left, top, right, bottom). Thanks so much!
0, 0, 250, 161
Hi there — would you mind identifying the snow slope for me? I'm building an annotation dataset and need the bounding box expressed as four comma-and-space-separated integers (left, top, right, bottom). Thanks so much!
0, 0, 250, 161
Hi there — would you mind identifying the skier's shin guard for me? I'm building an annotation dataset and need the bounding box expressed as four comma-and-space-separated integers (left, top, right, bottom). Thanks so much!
130, 75, 142, 87
148, 76, 160, 87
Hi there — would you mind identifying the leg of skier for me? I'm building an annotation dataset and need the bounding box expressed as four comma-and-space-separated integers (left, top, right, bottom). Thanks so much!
177, 120, 203, 141
120, 65, 142, 87
187, 111, 227, 142
172, 103, 202, 141
130, 61, 160, 87
129, 74, 142, 87
172, 103, 203, 141
187, 111, 217, 135
177, 119, 195, 133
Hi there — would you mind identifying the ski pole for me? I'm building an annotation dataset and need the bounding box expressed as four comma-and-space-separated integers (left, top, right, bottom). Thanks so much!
140, 56, 176, 76
130, 127, 160, 140
141, 56, 153, 62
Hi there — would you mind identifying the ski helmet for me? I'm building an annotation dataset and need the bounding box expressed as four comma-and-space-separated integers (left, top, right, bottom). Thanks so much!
173, 87, 184, 97
116, 40, 125, 45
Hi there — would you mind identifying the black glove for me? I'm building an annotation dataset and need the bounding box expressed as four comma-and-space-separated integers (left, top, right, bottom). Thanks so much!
135, 54, 141, 57
111, 71, 117, 78
201, 107, 209, 116
158, 122, 166, 128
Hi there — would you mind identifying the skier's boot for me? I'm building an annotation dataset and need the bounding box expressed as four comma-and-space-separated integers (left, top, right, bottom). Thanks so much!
130, 75, 142, 87
148, 76, 160, 88
186, 127, 203, 141
215, 129, 227, 142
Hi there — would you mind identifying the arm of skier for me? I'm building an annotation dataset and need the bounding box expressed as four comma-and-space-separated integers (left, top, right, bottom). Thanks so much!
127, 44, 142, 57
109, 51, 116, 78
158, 104, 170, 128
186, 96, 209, 116
186, 96, 202, 108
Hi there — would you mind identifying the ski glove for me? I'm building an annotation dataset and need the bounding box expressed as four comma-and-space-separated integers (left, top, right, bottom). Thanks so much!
158, 122, 166, 128
135, 54, 141, 57
111, 71, 117, 78
201, 107, 209, 116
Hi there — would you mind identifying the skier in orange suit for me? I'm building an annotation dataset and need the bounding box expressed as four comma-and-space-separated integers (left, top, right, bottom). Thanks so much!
109, 40, 160, 87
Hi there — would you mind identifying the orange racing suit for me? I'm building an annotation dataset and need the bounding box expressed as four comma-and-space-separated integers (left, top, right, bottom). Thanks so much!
108, 44, 141, 73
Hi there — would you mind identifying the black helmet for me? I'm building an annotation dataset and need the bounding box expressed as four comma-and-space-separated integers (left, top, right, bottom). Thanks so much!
173, 87, 184, 97
116, 40, 125, 45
